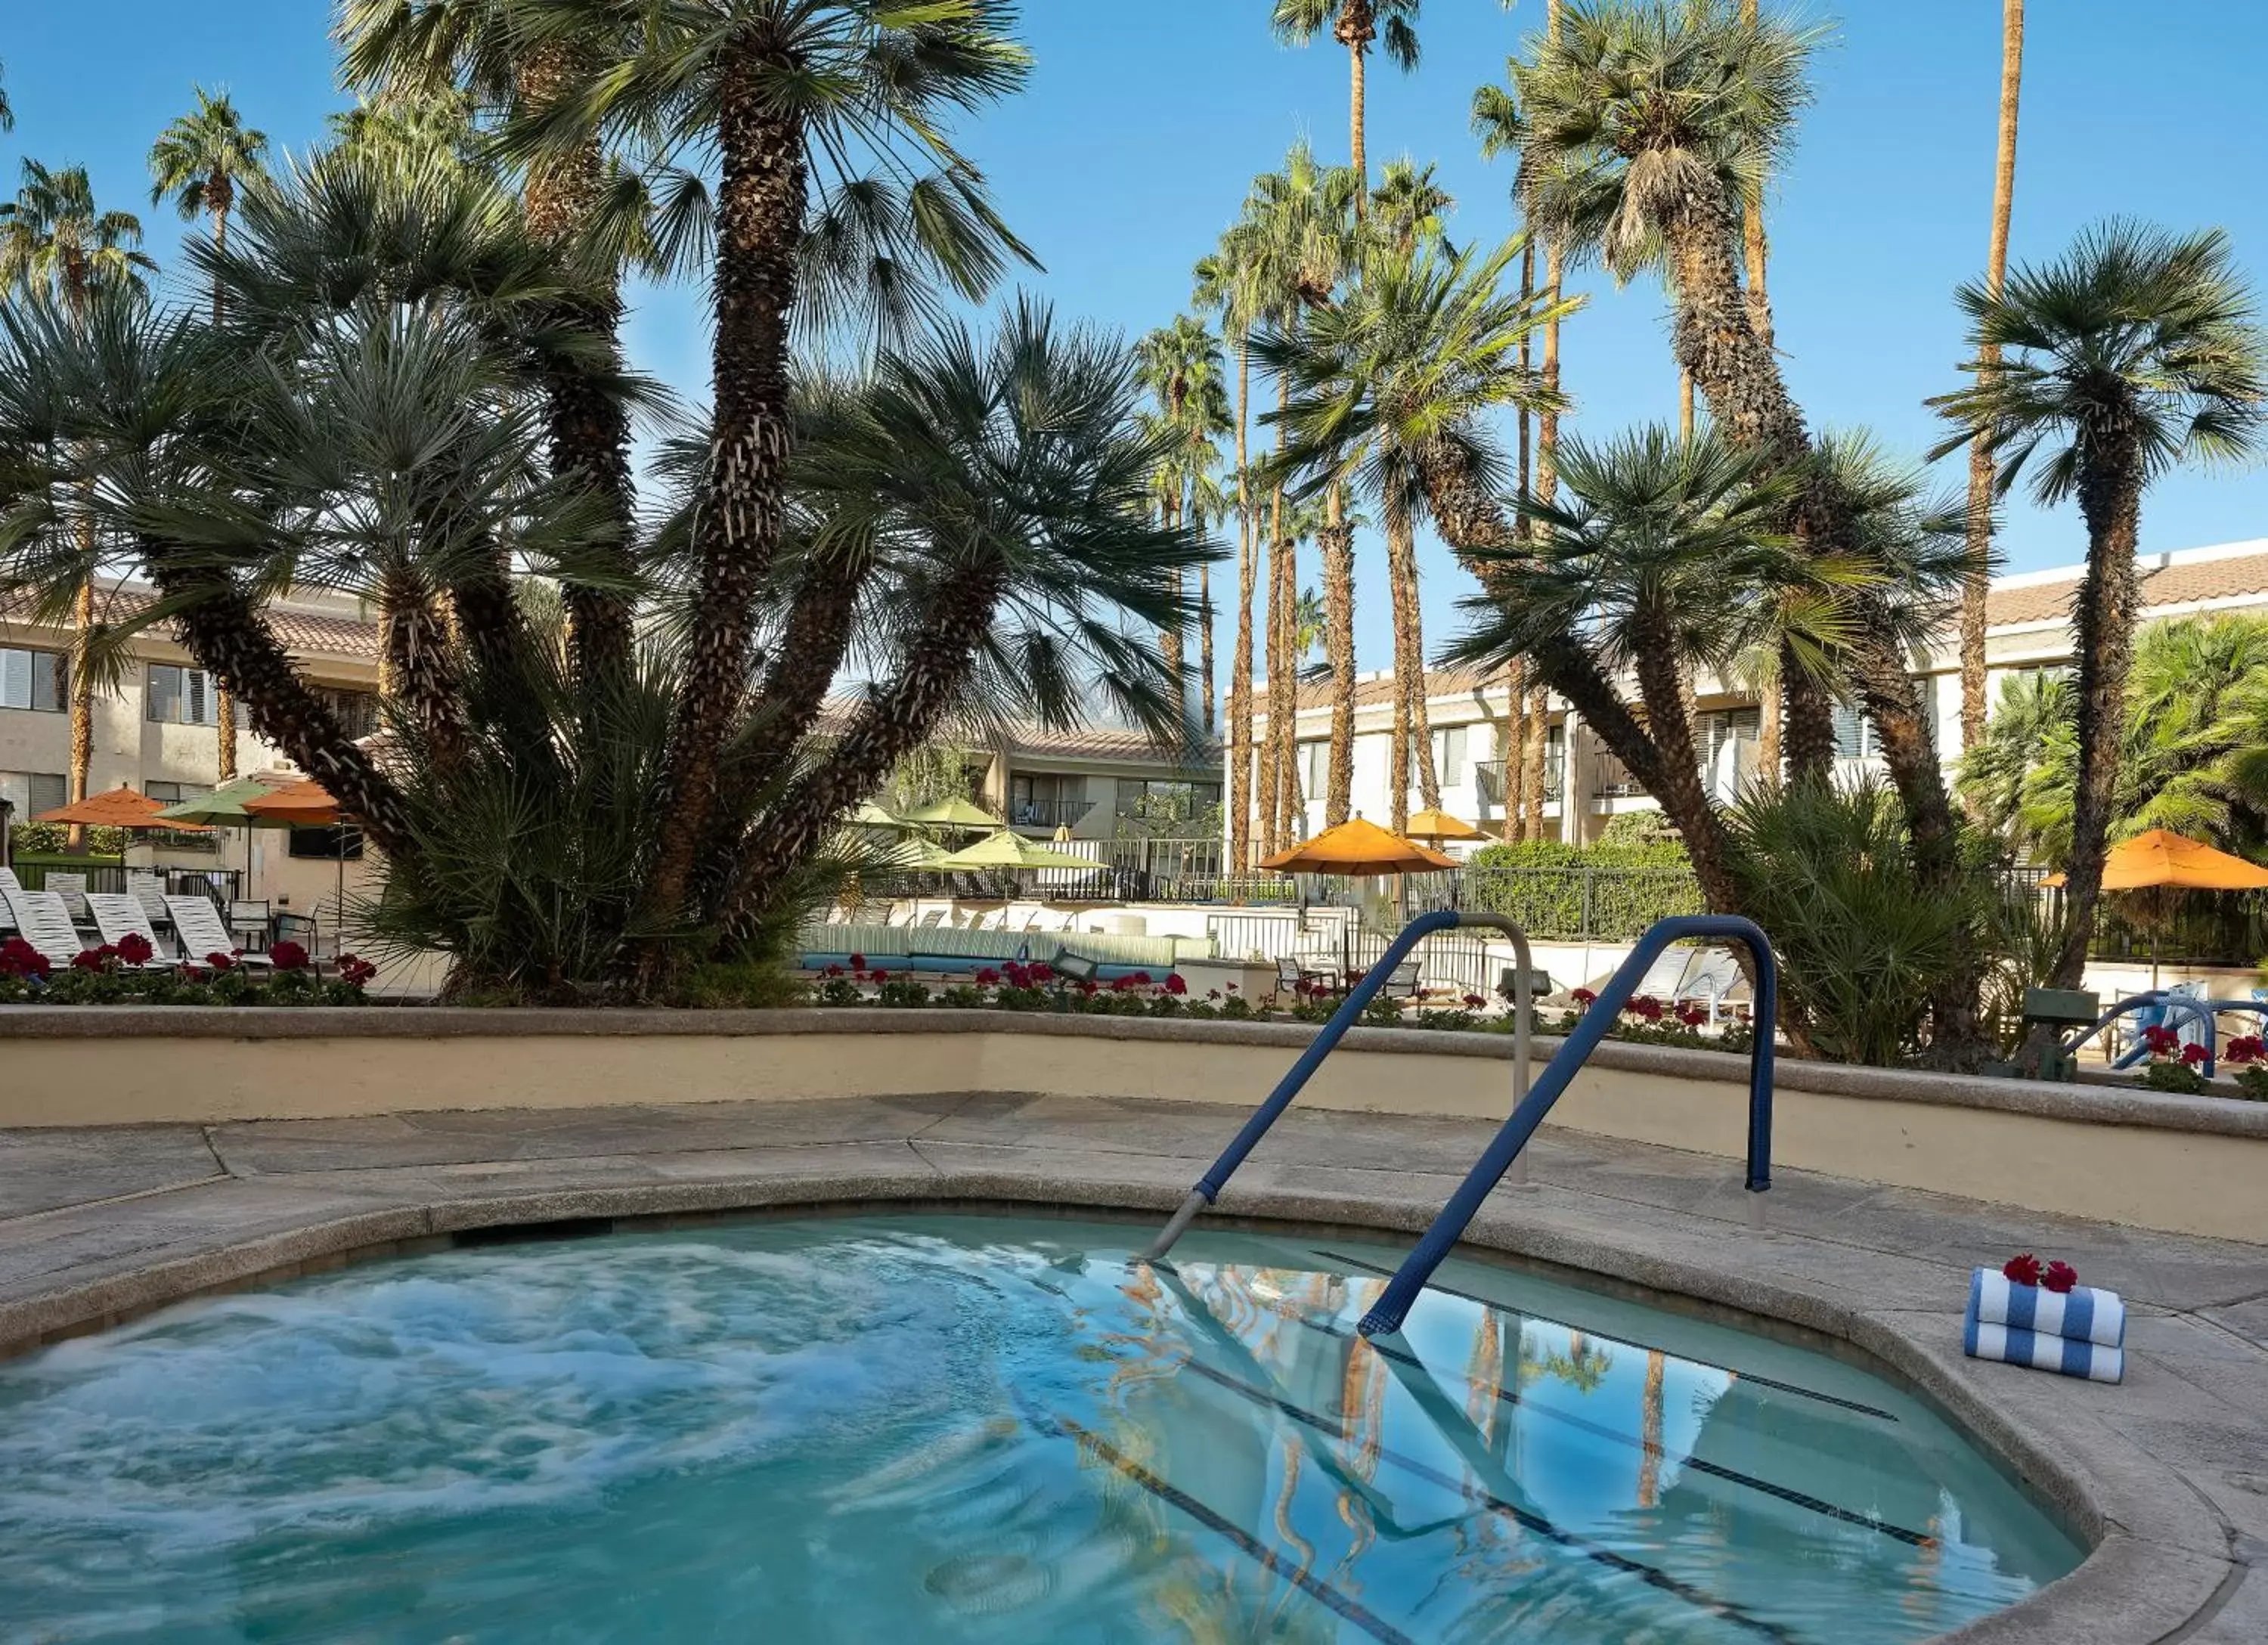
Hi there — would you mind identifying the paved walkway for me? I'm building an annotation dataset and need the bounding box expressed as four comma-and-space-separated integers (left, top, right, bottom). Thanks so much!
0, 1094, 2262, 1643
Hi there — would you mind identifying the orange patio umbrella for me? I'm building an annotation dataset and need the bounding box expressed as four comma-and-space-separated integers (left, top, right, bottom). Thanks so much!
1259, 816, 1459, 878
2040, 830, 2268, 892
241, 779, 344, 826
1405, 807, 1485, 847
33, 785, 209, 832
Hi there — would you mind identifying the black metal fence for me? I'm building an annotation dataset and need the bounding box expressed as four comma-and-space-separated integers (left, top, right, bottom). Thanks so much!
1998, 865, 2268, 968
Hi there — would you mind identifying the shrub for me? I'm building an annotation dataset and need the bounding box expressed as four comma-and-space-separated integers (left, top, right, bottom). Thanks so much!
1463, 839, 1703, 940
877, 975, 931, 1009
1727, 780, 1985, 1066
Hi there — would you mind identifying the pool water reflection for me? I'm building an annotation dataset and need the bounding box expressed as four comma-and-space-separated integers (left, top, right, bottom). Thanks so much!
0, 1214, 2080, 1642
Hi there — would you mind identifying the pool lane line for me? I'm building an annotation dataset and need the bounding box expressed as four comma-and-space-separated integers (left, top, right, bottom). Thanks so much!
1269, 1301, 1937, 1551
1162, 1350, 1802, 1645
1012, 1399, 1420, 1645
1309, 1247, 1901, 1423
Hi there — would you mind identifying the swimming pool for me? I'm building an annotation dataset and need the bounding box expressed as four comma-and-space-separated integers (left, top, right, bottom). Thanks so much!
0, 1213, 2079, 1642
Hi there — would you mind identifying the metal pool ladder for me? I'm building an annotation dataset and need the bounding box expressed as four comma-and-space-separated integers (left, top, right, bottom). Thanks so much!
1143, 912, 1782, 1343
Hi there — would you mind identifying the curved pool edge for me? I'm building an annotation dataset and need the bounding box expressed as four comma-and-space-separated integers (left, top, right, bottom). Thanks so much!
0, 1152, 2243, 1644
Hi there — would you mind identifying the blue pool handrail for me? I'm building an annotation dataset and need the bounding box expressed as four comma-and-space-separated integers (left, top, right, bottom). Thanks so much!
1142, 909, 1535, 1262
1357, 914, 1778, 1339
2063, 990, 2218, 1077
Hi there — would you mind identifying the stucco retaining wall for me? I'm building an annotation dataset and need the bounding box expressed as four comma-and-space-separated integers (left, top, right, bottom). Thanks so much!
2, 1007, 2261, 1242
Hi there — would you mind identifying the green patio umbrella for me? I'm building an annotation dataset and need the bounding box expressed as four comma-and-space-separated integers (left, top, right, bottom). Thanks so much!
931, 829, 1099, 872
850, 799, 907, 829
153, 776, 301, 902
896, 795, 1005, 832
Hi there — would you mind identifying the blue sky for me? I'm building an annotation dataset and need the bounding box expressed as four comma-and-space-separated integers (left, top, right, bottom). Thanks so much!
5, 1, 2266, 683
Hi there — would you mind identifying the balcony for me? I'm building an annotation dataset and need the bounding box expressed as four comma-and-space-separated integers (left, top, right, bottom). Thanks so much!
1009, 797, 1095, 832
1475, 756, 1566, 807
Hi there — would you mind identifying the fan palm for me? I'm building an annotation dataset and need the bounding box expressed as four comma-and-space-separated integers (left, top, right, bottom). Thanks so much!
1371, 157, 1454, 257
1193, 243, 1265, 864
489, 0, 1036, 947
1488, 0, 1961, 878
1271, 0, 1422, 202
0, 57, 12, 132
1932, 221, 2268, 987
0, 161, 160, 819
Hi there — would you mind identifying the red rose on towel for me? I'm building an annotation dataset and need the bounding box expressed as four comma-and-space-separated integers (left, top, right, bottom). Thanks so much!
2003, 1253, 2043, 1286
2042, 1260, 2079, 1294
116, 932, 153, 965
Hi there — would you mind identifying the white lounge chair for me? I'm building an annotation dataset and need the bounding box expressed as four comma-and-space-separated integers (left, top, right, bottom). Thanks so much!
42, 871, 91, 926
2, 888, 86, 969
164, 894, 273, 971
126, 870, 171, 932
1675, 946, 1746, 1024
84, 893, 176, 965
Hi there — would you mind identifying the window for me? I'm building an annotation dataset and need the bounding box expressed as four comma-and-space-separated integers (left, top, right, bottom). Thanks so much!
314, 686, 382, 739
1832, 703, 1874, 761
288, 825, 364, 861
144, 781, 212, 806
1297, 739, 1329, 798
147, 665, 220, 726
1115, 778, 1221, 824
0, 646, 67, 713
0, 771, 69, 821
1424, 725, 1470, 788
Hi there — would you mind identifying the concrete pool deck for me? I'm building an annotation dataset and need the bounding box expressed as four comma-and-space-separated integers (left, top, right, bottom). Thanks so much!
0, 1092, 2260, 1643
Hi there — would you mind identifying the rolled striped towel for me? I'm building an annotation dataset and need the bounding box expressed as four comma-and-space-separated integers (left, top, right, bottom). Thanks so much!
1964, 1315, 2124, 1383
1969, 1269, 2126, 1348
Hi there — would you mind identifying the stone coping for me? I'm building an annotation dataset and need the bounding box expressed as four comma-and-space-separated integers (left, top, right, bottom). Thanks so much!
3, 1003, 2263, 1141
0, 1095, 2257, 1645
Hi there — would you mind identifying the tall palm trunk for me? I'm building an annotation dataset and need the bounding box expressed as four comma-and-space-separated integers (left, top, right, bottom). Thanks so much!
1387, 504, 1437, 813
1501, 659, 1526, 841
210, 191, 237, 781
1160, 493, 1187, 692
1228, 345, 1256, 873
1320, 488, 1356, 825
1514, 239, 1538, 844
1347, 37, 1368, 206
1259, 470, 1284, 858
1538, 1, 1565, 516
1523, 685, 1548, 839
518, 42, 637, 689
2051, 440, 2143, 989
643, 38, 810, 941
1198, 560, 1216, 734
378, 562, 469, 770
1272, 497, 1301, 840
1738, 0, 1774, 355
67, 573, 93, 811
1963, 0, 2025, 756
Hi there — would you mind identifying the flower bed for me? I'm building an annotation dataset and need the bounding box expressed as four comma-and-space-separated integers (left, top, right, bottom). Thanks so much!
803, 956, 1751, 1048
0, 935, 377, 1007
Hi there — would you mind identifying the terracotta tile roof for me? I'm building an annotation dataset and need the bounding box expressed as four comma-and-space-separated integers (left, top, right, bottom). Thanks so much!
2, 584, 379, 662
1984, 550, 2268, 629
999, 723, 1219, 767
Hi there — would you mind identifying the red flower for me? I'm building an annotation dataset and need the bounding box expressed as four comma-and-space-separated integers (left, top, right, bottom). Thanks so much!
269, 940, 309, 972
115, 932, 153, 965
1572, 987, 1597, 1006
337, 954, 376, 987
1002, 962, 1030, 989
2042, 1260, 2080, 1294
70, 948, 108, 972
1678, 1005, 1708, 1027
824, 963, 845, 978
1112, 975, 1140, 993
1462, 993, 1486, 1010
1079, 980, 1099, 996
1625, 995, 1665, 1023
2002, 1253, 2043, 1286
869, 967, 891, 984
2226, 1035, 2266, 1065
2143, 1025, 2183, 1057
206, 952, 236, 973
1207, 989, 1222, 1001
1223, 981, 1238, 993
847, 953, 867, 971
1130, 971, 1152, 986
974, 967, 1002, 987
1164, 974, 1187, 996
2180, 1042, 2209, 1066
1028, 962, 1055, 984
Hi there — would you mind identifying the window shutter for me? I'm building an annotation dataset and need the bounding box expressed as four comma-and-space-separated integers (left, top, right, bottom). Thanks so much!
30, 773, 67, 816
1832, 705, 1865, 759
0, 648, 28, 711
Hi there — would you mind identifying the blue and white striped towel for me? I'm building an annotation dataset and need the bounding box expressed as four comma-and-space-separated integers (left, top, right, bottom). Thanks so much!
1968, 1269, 2126, 1347
1963, 1315, 2124, 1383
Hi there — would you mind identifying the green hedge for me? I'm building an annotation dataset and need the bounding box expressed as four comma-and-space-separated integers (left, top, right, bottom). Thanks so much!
1462, 842, 1703, 940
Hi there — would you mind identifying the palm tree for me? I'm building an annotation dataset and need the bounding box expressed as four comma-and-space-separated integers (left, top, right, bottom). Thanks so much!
1371, 157, 1453, 256
1486, 0, 1960, 890
150, 87, 271, 782
0, 161, 159, 820
148, 88, 271, 323
1960, 0, 2025, 757
1934, 222, 2268, 989
493, 0, 1036, 952
1270, 0, 1422, 204
0, 58, 14, 133
1137, 314, 1232, 720
1194, 243, 1264, 867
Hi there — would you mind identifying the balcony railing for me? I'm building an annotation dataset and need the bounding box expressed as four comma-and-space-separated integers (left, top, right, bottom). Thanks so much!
1475, 755, 1566, 806
1008, 798, 1095, 831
